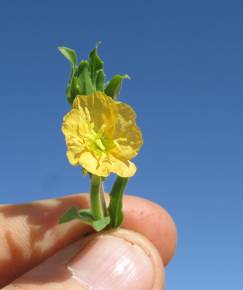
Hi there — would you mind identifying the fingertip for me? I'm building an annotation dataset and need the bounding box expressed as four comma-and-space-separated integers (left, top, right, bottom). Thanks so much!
123, 195, 177, 265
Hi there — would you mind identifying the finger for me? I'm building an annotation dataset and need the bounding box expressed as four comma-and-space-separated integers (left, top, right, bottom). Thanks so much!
123, 195, 177, 267
0, 194, 176, 287
4, 229, 164, 290
0, 194, 91, 287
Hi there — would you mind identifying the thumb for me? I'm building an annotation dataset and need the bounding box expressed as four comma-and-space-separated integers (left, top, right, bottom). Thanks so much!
4, 229, 164, 290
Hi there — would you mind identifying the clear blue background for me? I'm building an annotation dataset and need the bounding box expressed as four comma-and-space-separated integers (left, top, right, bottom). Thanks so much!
0, 0, 242, 289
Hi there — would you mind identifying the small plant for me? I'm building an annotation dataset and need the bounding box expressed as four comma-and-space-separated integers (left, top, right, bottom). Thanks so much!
58, 44, 143, 231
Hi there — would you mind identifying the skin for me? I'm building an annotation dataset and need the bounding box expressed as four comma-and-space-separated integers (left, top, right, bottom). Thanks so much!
0, 193, 177, 288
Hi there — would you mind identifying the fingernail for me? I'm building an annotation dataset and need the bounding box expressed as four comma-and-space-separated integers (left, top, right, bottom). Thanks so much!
67, 235, 154, 290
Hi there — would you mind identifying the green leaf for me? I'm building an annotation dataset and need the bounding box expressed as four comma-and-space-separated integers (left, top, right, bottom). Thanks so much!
79, 209, 95, 220
58, 46, 77, 66
96, 69, 105, 91
89, 43, 104, 85
59, 206, 80, 224
105, 74, 130, 100
69, 76, 80, 104
59, 207, 94, 224
66, 83, 71, 102
58, 46, 79, 105
59, 206, 110, 232
92, 216, 110, 231
77, 60, 94, 95
108, 177, 129, 228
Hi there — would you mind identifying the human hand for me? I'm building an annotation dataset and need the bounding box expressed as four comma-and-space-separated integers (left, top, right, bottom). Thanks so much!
0, 194, 177, 290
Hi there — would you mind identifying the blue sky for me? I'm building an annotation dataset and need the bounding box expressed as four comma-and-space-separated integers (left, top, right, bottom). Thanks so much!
0, 0, 243, 289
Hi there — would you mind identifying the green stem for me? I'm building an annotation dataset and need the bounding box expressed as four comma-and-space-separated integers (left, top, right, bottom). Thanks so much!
108, 176, 129, 228
100, 182, 108, 216
90, 175, 104, 220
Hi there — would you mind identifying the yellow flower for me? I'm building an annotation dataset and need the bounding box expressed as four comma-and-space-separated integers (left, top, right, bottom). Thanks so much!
62, 92, 143, 177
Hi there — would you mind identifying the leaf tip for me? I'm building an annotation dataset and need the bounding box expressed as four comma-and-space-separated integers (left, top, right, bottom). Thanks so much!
123, 74, 131, 80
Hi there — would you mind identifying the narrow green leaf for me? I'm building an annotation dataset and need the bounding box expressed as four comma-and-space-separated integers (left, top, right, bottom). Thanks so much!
77, 60, 94, 95
59, 206, 80, 224
96, 69, 105, 91
92, 216, 110, 231
66, 83, 71, 101
79, 209, 94, 220
59, 207, 95, 224
105, 74, 130, 100
69, 76, 80, 104
58, 46, 77, 66
108, 177, 129, 228
89, 43, 104, 85
59, 206, 110, 232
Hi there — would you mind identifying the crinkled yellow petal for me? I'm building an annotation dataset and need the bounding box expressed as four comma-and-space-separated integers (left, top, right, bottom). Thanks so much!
62, 110, 86, 166
109, 155, 137, 177
73, 92, 118, 132
79, 151, 111, 177
62, 92, 143, 177
110, 102, 143, 160
62, 109, 87, 136
66, 149, 80, 166
78, 151, 136, 177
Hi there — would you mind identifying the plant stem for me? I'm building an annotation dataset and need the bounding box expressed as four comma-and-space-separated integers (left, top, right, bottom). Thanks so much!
108, 176, 128, 228
100, 182, 108, 216
90, 175, 104, 220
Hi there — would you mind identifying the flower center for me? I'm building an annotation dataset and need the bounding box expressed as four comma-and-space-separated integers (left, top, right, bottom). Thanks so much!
94, 137, 106, 152
85, 126, 109, 155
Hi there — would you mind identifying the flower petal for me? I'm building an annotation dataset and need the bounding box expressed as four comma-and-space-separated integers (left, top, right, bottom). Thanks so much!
110, 102, 143, 160
79, 151, 110, 177
73, 92, 118, 132
109, 155, 137, 177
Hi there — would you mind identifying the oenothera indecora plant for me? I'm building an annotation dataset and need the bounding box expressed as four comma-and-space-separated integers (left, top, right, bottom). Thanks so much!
58, 44, 143, 231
